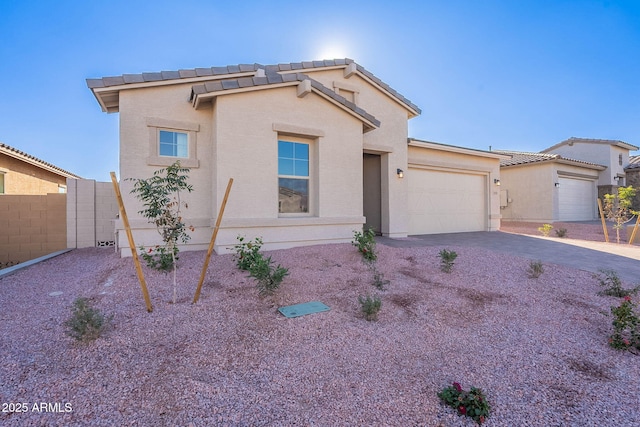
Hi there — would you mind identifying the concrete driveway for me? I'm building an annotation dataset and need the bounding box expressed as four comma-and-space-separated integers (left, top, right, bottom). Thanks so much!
378, 231, 640, 284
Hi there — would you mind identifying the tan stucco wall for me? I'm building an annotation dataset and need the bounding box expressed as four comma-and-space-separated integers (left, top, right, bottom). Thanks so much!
500, 162, 600, 221
305, 68, 412, 237
0, 153, 68, 195
115, 82, 367, 256
407, 145, 502, 231
0, 194, 66, 264
500, 164, 556, 222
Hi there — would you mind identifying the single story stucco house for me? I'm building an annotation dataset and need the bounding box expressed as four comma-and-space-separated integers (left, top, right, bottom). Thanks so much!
497, 138, 639, 222
0, 142, 79, 195
87, 59, 506, 256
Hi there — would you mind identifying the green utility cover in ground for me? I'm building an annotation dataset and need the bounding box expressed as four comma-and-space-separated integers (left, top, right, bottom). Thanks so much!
278, 301, 330, 318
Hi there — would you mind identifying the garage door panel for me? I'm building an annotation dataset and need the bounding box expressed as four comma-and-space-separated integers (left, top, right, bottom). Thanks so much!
408, 168, 486, 234
558, 177, 595, 221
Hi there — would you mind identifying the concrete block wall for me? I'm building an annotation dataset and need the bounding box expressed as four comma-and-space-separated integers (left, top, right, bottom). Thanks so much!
0, 194, 66, 265
67, 179, 118, 249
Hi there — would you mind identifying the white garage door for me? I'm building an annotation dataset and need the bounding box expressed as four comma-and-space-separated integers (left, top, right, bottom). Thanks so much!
558, 177, 596, 221
408, 168, 487, 234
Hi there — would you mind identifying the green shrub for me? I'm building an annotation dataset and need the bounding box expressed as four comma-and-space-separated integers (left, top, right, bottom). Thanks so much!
438, 382, 490, 425
538, 223, 553, 237
438, 249, 458, 273
249, 255, 289, 297
358, 294, 382, 321
555, 228, 567, 238
139, 245, 178, 271
595, 269, 639, 297
64, 297, 113, 342
233, 236, 263, 271
527, 260, 544, 279
352, 228, 377, 263
609, 296, 640, 351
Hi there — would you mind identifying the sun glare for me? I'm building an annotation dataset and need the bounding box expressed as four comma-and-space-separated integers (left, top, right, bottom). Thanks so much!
316, 44, 348, 60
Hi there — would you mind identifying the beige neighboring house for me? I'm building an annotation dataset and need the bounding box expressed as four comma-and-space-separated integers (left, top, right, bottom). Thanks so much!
497, 137, 639, 222
0, 143, 80, 265
0, 142, 79, 194
87, 59, 505, 256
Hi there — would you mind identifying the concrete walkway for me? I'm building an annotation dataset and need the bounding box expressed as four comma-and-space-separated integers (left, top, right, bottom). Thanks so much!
378, 231, 640, 284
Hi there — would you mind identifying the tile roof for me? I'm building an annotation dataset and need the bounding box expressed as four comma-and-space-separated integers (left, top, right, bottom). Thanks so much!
87, 59, 420, 116
190, 72, 380, 128
495, 150, 605, 169
264, 59, 421, 114
626, 155, 640, 170
542, 137, 638, 152
86, 63, 262, 89
0, 143, 81, 178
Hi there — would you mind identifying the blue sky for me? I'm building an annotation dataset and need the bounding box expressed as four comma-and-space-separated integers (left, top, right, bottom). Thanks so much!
1, 0, 639, 180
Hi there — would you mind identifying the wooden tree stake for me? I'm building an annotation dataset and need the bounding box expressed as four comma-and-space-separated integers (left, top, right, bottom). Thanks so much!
597, 198, 609, 243
629, 214, 640, 245
193, 178, 233, 304
110, 172, 153, 312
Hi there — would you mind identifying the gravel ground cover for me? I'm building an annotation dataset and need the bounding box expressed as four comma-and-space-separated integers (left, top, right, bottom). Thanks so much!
1, 226, 639, 426
500, 220, 636, 243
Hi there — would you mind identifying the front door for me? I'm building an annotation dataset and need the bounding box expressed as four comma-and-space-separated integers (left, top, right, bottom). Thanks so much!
363, 154, 382, 234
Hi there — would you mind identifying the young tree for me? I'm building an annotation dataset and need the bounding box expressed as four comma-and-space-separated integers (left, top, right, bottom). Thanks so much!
129, 162, 194, 303
603, 185, 638, 244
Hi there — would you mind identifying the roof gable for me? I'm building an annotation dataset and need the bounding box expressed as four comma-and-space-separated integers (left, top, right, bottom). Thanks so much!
189, 72, 380, 131
264, 59, 421, 117
542, 137, 638, 153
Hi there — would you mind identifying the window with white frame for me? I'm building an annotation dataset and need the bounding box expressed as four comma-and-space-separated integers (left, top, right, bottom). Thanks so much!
0, 172, 4, 194
146, 117, 199, 168
159, 130, 188, 158
278, 140, 310, 214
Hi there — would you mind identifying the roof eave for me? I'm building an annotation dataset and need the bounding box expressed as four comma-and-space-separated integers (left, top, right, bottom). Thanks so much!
88, 72, 259, 112
408, 139, 510, 160
0, 146, 81, 179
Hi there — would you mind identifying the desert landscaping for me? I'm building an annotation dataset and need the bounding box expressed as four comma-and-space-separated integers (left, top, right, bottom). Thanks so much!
1, 223, 639, 426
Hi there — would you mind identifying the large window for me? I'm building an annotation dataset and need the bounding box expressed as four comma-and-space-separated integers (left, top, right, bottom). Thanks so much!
159, 130, 188, 158
278, 140, 309, 214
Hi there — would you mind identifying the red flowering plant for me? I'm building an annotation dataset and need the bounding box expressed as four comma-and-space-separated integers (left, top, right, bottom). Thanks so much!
437, 382, 490, 425
609, 295, 640, 352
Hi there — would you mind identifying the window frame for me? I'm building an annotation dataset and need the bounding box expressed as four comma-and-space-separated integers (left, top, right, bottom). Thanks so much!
0, 171, 5, 194
277, 136, 315, 217
146, 117, 200, 168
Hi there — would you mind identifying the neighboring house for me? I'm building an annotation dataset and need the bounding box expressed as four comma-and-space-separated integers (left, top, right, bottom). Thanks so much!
87, 59, 504, 256
542, 137, 638, 200
496, 151, 605, 222
497, 137, 639, 222
0, 142, 80, 194
0, 143, 80, 265
626, 155, 640, 211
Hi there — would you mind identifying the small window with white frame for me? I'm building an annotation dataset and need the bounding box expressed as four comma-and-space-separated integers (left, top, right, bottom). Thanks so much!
0, 172, 5, 194
159, 130, 188, 158
146, 118, 199, 168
